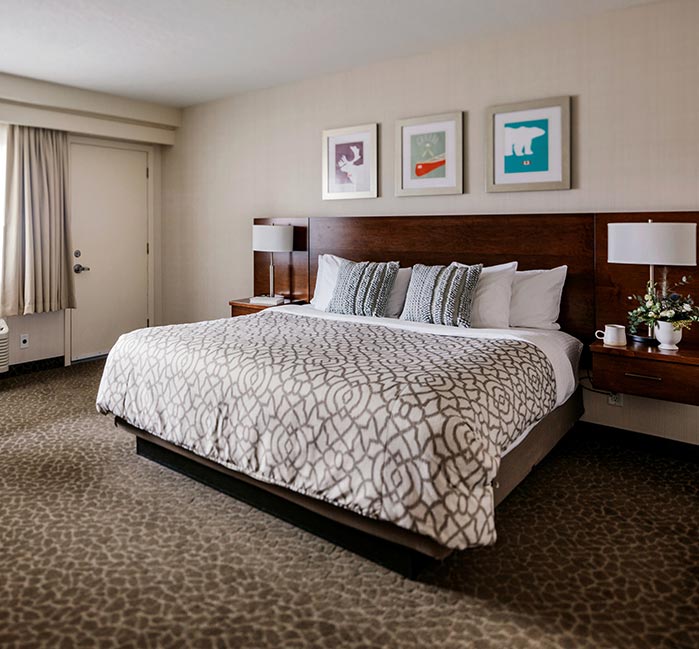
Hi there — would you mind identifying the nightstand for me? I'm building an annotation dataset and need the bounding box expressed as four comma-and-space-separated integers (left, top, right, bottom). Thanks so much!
228, 297, 294, 317
590, 341, 699, 406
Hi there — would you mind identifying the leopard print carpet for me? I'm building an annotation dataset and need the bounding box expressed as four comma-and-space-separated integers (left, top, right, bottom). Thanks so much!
1, 361, 697, 649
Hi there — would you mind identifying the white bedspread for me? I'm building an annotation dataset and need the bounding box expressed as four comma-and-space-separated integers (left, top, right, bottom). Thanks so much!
271, 304, 581, 408
97, 307, 579, 549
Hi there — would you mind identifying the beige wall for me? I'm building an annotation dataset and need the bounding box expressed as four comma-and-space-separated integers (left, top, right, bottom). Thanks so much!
162, 0, 698, 441
0, 72, 180, 144
583, 390, 698, 445
2, 75, 177, 368
162, 0, 699, 322
6, 312, 64, 365
3, 138, 164, 368
0, 72, 181, 127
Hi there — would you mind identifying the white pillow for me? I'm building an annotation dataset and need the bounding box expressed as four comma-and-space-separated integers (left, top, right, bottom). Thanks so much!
509, 265, 568, 330
310, 255, 410, 315
384, 267, 412, 318
310, 254, 345, 311
469, 261, 518, 328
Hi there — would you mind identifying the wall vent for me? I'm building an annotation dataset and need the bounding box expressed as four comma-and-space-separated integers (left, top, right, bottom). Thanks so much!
0, 319, 9, 373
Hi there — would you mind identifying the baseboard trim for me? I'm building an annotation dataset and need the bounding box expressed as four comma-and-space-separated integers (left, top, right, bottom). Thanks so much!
0, 356, 65, 379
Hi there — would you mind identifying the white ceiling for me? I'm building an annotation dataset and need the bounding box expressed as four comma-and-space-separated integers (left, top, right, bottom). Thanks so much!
0, 0, 656, 108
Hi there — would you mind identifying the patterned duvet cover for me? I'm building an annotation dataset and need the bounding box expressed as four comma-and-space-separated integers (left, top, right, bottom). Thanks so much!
97, 310, 557, 549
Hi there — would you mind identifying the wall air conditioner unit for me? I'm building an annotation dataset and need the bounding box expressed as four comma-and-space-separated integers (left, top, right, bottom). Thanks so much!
0, 319, 9, 373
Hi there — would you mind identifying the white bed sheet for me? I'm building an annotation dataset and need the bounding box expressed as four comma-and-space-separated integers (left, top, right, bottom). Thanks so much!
267, 304, 582, 455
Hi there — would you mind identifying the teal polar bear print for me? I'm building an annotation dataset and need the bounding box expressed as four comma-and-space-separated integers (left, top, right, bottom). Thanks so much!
503, 118, 549, 174
505, 125, 546, 156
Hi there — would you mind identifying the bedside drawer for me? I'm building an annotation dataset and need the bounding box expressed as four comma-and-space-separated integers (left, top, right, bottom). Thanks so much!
592, 354, 698, 406
230, 305, 263, 317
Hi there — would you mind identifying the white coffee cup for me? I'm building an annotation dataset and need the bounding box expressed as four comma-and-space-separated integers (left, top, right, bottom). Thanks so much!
595, 324, 627, 347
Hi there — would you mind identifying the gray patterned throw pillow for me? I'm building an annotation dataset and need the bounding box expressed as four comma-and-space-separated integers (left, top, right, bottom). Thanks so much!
400, 262, 483, 327
327, 260, 399, 317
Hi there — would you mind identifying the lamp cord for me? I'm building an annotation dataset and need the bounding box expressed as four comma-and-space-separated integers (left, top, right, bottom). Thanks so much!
579, 369, 615, 397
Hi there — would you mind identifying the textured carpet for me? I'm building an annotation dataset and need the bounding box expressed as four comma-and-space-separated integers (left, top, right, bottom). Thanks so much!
1, 362, 698, 649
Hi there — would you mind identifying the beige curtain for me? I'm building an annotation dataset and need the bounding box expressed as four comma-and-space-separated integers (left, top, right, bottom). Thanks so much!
0, 125, 75, 316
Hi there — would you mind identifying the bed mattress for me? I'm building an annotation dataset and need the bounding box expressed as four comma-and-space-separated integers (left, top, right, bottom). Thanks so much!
279, 306, 582, 456
97, 306, 581, 550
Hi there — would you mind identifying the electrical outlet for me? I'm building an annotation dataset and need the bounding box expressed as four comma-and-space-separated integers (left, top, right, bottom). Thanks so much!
20, 334, 29, 349
607, 393, 623, 407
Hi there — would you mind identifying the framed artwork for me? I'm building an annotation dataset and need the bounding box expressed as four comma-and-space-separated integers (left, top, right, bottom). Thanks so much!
486, 96, 570, 192
394, 112, 463, 196
322, 123, 378, 200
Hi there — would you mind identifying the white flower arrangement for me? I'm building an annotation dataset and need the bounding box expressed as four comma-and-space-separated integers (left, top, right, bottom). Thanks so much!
628, 276, 699, 333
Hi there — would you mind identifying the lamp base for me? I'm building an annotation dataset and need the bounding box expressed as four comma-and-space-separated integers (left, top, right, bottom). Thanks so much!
628, 333, 659, 347
250, 295, 285, 306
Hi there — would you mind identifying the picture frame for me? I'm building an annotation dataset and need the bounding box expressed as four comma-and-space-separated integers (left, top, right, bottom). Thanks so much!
322, 123, 378, 200
486, 96, 570, 193
394, 112, 463, 197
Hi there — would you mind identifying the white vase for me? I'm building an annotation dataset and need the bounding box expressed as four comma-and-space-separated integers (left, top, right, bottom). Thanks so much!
654, 321, 682, 350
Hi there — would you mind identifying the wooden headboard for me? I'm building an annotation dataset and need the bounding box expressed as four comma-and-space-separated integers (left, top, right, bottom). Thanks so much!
253, 212, 699, 346
308, 214, 595, 342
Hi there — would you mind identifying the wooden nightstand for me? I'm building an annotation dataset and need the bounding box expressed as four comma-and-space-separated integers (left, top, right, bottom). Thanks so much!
228, 298, 294, 317
590, 341, 699, 406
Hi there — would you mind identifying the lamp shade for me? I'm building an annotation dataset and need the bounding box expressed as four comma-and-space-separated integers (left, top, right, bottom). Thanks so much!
252, 225, 294, 252
608, 222, 696, 266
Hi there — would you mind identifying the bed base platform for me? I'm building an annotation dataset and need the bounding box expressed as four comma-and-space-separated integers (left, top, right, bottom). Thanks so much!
129, 428, 434, 578
116, 388, 583, 579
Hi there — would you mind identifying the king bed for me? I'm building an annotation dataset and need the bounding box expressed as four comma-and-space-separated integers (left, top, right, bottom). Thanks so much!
97, 213, 595, 576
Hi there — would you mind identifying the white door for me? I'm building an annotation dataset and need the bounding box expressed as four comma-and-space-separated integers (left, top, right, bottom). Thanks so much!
70, 143, 149, 361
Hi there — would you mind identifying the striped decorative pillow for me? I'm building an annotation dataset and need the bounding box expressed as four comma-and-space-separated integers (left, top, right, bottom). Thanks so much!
400, 262, 483, 327
327, 260, 399, 317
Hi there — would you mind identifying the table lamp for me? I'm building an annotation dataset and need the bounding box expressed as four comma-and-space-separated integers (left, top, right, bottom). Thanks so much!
251, 224, 294, 305
608, 220, 697, 344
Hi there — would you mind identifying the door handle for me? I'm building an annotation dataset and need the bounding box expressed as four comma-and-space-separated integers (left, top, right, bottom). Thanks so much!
73, 263, 91, 274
